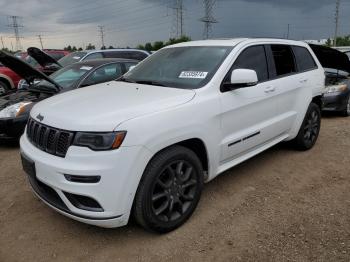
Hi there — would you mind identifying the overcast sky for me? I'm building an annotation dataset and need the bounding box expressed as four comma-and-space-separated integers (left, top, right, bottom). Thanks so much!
0, 0, 349, 50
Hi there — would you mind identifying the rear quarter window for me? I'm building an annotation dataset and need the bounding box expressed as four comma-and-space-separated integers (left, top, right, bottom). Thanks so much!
292, 46, 317, 72
104, 51, 148, 61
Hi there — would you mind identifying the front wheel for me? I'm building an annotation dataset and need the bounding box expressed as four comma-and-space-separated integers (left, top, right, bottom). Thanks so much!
292, 103, 321, 151
133, 146, 204, 233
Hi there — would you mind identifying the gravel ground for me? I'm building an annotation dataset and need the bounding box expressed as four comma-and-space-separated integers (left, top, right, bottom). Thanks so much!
0, 115, 349, 262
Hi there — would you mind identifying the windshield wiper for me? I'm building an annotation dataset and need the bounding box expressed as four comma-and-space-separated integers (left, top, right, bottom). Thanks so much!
134, 80, 166, 87
117, 77, 136, 83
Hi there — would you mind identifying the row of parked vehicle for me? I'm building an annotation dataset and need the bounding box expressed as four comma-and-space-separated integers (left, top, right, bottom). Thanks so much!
1, 38, 350, 233
0, 48, 151, 139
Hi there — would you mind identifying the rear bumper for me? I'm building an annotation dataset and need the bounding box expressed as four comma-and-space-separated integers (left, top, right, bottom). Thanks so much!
322, 91, 350, 112
0, 116, 27, 139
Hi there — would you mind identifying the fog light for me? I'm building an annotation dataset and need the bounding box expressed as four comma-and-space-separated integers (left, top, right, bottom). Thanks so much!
64, 174, 101, 183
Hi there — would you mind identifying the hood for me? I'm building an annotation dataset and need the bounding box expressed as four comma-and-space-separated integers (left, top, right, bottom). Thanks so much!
30, 81, 196, 131
0, 50, 61, 91
27, 47, 62, 68
309, 44, 350, 73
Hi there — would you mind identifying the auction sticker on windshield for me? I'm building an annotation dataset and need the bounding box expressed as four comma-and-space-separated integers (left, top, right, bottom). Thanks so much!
179, 71, 208, 79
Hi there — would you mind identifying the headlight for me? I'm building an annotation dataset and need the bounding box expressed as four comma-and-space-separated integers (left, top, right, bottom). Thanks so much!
73, 131, 127, 151
326, 84, 348, 93
0, 102, 32, 118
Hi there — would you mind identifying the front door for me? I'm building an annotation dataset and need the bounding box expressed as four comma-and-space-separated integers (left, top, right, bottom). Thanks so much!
219, 45, 280, 163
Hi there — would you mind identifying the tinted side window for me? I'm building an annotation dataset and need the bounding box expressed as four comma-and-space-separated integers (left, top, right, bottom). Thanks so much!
127, 52, 148, 61
84, 52, 103, 60
81, 63, 123, 86
104, 51, 148, 61
270, 45, 296, 77
104, 51, 129, 59
232, 45, 268, 82
292, 46, 317, 72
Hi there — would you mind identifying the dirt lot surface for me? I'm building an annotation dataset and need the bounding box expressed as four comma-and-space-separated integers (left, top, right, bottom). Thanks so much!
0, 116, 349, 262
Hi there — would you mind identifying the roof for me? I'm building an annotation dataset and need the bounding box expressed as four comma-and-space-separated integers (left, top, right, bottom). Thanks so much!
85, 48, 150, 55
72, 58, 138, 67
166, 38, 309, 48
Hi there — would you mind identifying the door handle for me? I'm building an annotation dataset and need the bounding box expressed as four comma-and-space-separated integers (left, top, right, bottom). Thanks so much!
264, 86, 276, 93
299, 78, 308, 83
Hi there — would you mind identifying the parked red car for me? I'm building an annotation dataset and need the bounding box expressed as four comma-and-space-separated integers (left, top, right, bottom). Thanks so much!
0, 49, 69, 95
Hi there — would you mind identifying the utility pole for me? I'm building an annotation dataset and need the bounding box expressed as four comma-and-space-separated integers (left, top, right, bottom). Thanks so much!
0, 37, 4, 49
7, 16, 23, 51
98, 25, 105, 49
334, 0, 340, 47
171, 0, 184, 38
287, 24, 290, 39
37, 35, 44, 49
200, 0, 218, 39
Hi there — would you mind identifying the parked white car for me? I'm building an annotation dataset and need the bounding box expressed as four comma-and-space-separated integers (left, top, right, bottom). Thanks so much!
20, 38, 325, 233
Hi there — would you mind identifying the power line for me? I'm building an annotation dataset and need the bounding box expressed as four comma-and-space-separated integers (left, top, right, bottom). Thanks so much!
7, 15, 23, 51
334, 0, 340, 47
98, 25, 105, 48
37, 34, 44, 49
200, 0, 218, 39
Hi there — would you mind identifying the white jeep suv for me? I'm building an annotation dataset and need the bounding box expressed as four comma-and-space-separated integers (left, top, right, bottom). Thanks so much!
20, 38, 325, 233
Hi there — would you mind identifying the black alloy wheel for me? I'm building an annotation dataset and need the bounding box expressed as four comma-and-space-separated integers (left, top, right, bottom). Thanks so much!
134, 146, 204, 233
151, 160, 198, 222
293, 103, 321, 150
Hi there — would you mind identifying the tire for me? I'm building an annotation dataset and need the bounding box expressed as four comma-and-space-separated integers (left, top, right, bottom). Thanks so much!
340, 95, 350, 117
292, 103, 321, 151
133, 145, 204, 233
0, 80, 10, 95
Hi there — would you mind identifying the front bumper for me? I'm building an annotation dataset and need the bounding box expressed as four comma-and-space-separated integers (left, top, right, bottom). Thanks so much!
20, 134, 153, 228
0, 115, 27, 139
322, 91, 350, 112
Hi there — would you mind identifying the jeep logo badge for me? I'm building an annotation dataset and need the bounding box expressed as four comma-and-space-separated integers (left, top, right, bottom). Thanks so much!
36, 114, 44, 122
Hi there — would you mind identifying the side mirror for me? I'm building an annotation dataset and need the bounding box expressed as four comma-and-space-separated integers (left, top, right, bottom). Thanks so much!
128, 65, 136, 72
223, 69, 258, 91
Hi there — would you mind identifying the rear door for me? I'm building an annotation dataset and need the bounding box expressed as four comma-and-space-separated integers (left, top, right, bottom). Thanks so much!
264, 44, 305, 135
220, 45, 281, 163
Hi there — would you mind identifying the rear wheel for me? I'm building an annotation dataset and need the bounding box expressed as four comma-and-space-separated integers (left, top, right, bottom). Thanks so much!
341, 95, 350, 117
133, 146, 204, 233
292, 103, 321, 151
0, 80, 10, 95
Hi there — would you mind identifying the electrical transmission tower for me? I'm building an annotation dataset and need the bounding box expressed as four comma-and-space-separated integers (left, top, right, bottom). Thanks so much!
200, 0, 218, 39
98, 25, 105, 49
171, 0, 184, 38
334, 0, 340, 47
7, 16, 23, 51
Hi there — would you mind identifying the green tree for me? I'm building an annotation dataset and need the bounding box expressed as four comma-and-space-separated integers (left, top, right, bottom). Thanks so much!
136, 35, 191, 51
325, 38, 332, 47
153, 41, 164, 51
86, 43, 95, 50
144, 43, 153, 52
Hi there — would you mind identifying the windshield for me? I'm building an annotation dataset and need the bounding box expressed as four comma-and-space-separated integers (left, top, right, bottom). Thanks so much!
33, 63, 92, 90
58, 51, 87, 67
121, 46, 233, 89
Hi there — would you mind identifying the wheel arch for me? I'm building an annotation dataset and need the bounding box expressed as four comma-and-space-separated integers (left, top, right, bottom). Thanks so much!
148, 137, 209, 175
0, 74, 15, 89
312, 95, 323, 111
